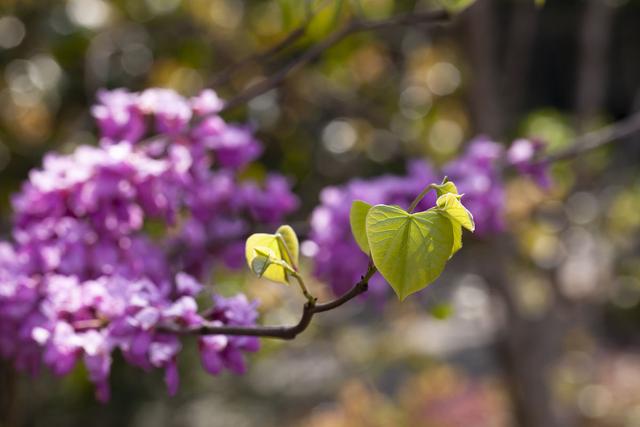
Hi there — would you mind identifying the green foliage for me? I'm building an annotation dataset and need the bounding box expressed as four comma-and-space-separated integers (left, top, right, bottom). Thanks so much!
247, 181, 473, 301
436, 193, 475, 232
366, 205, 454, 301
433, 180, 459, 197
349, 200, 373, 254
347, 180, 474, 300
520, 109, 575, 152
245, 225, 300, 285
250, 246, 279, 278
437, 0, 476, 14
431, 179, 471, 257
245, 233, 289, 283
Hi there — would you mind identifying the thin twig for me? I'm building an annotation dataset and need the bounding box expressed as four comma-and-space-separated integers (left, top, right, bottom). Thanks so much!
408, 184, 437, 213
542, 109, 640, 163
209, 0, 335, 88
220, 9, 450, 112
291, 271, 316, 304
210, 28, 306, 88
163, 264, 376, 340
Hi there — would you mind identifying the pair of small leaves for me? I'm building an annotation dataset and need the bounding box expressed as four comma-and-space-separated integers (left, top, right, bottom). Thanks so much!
349, 180, 474, 301
245, 225, 299, 285
431, 180, 477, 257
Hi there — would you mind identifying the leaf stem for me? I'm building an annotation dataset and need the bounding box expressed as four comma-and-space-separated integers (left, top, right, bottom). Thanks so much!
291, 271, 316, 304
408, 184, 437, 213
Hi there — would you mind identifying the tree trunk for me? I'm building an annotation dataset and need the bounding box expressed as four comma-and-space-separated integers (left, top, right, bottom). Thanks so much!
464, 0, 503, 138
478, 241, 573, 427
0, 361, 17, 427
576, 0, 615, 130
503, 1, 539, 132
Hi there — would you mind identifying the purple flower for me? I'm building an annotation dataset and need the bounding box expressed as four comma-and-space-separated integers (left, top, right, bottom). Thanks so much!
162, 296, 203, 327
507, 138, 551, 189
81, 330, 112, 401
91, 89, 146, 143
41, 322, 81, 375
198, 295, 260, 376
139, 88, 192, 135
0, 87, 296, 399
240, 175, 299, 223
175, 272, 203, 296
199, 333, 228, 375
165, 359, 180, 396
190, 89, 225, 116
192, 119, 263, 169
209, 294, 259, 326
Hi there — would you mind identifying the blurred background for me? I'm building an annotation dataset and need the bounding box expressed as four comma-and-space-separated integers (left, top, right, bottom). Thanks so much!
1, 0, 640, 426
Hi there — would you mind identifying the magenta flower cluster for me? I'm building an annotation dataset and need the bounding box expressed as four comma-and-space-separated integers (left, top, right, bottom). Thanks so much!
507, 137, 551, 189
310, 136, 548, 299
0, 85, 548, 400
0, 88, 297, 401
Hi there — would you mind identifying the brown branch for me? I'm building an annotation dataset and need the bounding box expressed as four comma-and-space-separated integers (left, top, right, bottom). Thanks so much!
209, 0, 336, 88
542, 109, 640, 163
163, 264, 377, 340
209, 27, 307, 89
220, 9, 450, 112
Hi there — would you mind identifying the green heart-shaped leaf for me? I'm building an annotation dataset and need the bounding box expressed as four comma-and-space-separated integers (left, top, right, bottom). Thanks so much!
245, 233, 289, 284
350, 200, 372, 254
366, 205, 454, 300
276, 225, 299, 268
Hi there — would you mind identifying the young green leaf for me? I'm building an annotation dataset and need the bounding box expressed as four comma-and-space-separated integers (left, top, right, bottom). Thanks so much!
450, 220, 462, 258
349, 200, 373, 254
365, 205, 454, 301
433, 180, 459, 197
436, 193, 475, 232
276, 225, 299, 268
250, 246, 275, 277
245, 233, 289, 285
437, 0, 476, 14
